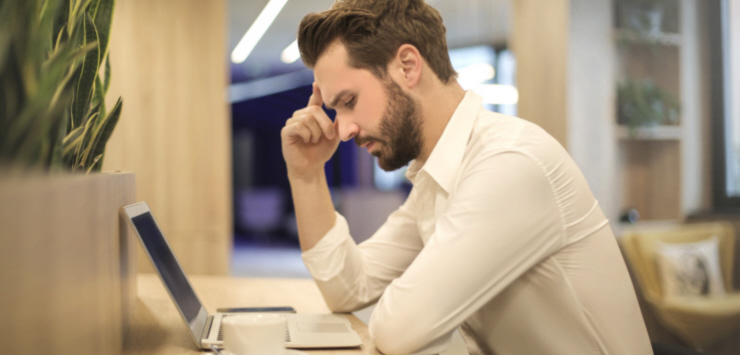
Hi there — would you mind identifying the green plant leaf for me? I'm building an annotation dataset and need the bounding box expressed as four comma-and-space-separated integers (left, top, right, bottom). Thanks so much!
47, 45, 88, 114
62, 123, 85, 157
103, 54, 110, 92
87, 0, 101, 19
52, 0, 70, 48
72, 12, 99, 128
67, 11, 86, 127
73, 106, 98, 171
92, 0, 114, 60
67, 0, 78, 37
49, 120, 66, 170
0, 7, 11, 74
69, 0, 93, 37
85, 96, 121, 169
74, 102, 100, 161
5, 38, 80, 163
617, 77, 681, 134
61, 102, 97, 159
86, 153, 103, 173
92, 75, 106, 117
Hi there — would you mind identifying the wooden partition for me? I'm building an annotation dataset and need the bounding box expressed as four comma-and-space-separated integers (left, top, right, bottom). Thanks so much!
512, 0, 570, 146
103, 0, 232, 275
0, 173, 136, 355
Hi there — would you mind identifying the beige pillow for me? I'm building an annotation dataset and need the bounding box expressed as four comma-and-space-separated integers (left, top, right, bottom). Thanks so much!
656, 236, 726, 299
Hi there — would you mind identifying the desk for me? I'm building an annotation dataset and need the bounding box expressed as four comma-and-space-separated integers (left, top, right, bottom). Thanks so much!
125, 274, 380, 355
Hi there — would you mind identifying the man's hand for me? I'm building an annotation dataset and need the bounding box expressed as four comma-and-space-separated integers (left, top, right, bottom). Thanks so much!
281, 83, 340, 181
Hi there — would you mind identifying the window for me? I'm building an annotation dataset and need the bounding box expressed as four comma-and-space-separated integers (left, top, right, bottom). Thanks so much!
710, 0, 740, 209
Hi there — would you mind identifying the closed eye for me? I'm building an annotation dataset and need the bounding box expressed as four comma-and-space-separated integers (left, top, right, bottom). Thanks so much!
344, 96, 356, 109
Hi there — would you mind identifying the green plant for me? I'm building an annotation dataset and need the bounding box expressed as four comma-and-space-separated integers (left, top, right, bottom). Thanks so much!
0, 0, 122, 173
618, 0, 678, 34
618, 78, 680, 135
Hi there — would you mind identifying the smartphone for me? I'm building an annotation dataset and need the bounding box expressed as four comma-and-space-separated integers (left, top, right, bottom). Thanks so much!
216, 306, 297, 313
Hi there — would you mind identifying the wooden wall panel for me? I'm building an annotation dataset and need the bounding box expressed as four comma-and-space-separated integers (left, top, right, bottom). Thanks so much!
0, 173, 136, 355
619, 141, 682, 220
103, 0, 232, 275
512, 0, 569, 146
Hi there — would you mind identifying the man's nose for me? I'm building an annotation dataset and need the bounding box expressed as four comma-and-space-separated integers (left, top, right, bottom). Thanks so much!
336, 114, 359, 142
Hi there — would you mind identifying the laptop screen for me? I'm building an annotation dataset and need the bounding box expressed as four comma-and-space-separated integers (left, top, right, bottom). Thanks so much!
131, 212, 204, 325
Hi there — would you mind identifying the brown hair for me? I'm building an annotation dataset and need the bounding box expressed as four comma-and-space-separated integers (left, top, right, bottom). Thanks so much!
298, 0, 457, 84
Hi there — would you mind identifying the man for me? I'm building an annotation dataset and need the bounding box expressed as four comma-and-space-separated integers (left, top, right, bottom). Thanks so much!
281, 0, 652, 354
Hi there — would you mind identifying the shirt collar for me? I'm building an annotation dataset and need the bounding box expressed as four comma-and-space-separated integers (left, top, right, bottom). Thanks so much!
405, 91, 482, 191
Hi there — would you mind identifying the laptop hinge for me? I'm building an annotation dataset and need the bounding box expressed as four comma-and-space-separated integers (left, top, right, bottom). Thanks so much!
202, 315, 215, 342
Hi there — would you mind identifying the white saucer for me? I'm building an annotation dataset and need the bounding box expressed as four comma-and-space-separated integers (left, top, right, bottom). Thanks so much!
220, 350, 306, 355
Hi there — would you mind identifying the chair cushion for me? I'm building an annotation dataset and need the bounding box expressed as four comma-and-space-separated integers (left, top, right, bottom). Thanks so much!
656, 236, 726, 299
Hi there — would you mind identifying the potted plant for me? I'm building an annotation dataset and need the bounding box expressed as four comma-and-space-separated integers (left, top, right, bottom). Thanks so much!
0, 1, 135, 353
618, 0, 672, 35
0, 0, 122, 174
617, 78, 680, 136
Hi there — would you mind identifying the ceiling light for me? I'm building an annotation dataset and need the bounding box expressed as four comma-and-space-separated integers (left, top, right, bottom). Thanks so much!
281, 40, 300, 64
231, 0, 290, 64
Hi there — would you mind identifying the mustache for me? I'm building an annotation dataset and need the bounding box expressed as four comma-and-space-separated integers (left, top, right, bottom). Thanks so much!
354, 135, 384, 147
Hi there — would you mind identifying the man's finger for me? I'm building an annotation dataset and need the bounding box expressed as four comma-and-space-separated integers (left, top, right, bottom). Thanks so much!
284, 122, 312, 144
302, 116, 323, 144
310, 106, 336, 139
307, 82, 323, 107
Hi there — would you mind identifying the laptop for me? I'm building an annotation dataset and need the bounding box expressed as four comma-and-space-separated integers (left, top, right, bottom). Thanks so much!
122, 202, 363, 350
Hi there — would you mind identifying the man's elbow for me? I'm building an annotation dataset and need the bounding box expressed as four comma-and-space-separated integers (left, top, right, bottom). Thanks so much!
315, 278, 378, 313
325, 299, 357, 313
370, 318, 441, 355
371, 322, 416, 354
321, 291, 373, 314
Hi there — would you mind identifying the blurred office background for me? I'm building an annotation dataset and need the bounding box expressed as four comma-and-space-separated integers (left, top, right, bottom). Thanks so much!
96, 0, 740, 353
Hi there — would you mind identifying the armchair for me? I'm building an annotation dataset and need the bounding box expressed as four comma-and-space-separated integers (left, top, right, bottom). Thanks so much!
620, 222, 740, 349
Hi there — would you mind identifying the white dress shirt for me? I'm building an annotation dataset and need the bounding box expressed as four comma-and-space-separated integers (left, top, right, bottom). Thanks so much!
302, 92, 652, 355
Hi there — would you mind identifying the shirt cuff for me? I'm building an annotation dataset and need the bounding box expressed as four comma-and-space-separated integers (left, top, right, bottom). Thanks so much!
301, 212, 352, 281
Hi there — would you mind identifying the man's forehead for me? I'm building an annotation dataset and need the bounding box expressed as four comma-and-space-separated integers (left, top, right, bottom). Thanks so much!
313, 40, 383, 105
313, 41, 351, 92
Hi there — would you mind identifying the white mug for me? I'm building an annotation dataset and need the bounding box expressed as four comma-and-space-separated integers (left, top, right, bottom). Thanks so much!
222, 313, 287, 355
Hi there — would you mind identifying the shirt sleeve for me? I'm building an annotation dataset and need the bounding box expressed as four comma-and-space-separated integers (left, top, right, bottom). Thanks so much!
301, 192, 425, 313
369, 151, 565, 355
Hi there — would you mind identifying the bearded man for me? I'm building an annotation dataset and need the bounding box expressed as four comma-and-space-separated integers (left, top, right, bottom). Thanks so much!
280, 1, 652, 354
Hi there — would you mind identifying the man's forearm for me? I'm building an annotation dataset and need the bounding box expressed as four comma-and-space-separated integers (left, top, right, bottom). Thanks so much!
289, 171, 337, 252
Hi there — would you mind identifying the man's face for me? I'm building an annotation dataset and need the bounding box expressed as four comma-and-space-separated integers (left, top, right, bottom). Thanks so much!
314, 42, 423, 171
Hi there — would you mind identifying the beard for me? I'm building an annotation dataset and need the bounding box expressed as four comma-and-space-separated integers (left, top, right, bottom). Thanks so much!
354, 79, 424, 172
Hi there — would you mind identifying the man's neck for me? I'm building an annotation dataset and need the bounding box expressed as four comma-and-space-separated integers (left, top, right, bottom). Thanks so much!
416, 80, 466, 164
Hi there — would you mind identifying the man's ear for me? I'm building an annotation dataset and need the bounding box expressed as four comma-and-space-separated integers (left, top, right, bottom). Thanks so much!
391, 44, 422, 88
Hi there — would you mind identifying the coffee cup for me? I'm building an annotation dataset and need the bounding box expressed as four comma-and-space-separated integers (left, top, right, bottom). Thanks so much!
222, 313, 287, 355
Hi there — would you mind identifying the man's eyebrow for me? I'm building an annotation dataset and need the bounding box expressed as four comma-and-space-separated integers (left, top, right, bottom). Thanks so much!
326, 90, 351, 109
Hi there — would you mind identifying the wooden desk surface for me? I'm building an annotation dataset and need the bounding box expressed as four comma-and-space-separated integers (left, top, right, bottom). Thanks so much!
125, 274, 380, 355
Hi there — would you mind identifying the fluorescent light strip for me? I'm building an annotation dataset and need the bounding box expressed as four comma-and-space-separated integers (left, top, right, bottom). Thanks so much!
231, 0, 290, 64
281, 39, 300, 64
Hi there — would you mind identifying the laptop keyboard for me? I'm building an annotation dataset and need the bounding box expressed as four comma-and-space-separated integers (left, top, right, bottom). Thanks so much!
218, 315, 291, 342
